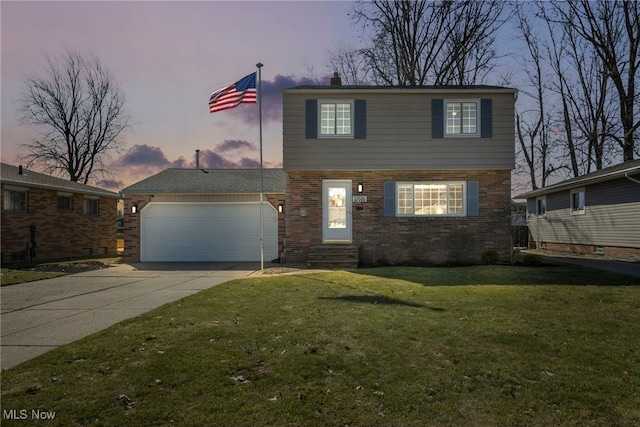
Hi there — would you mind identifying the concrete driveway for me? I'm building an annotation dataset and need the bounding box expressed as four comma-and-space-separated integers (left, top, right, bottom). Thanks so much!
1, 262, 258, 370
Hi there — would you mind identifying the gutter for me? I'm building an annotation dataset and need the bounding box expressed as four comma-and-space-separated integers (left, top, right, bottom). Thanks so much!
625, 173, 640, 185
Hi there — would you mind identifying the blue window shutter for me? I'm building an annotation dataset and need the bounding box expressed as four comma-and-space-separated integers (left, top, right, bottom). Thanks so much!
480, 99, 492, 138
354, 99, 366, 139
305, 99, 317, 139
432, 99, 444, 138
383, 181, 396, 217
468, 181, 479, 216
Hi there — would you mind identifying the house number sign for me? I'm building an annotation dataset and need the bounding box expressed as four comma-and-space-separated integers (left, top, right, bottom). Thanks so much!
352, 195, 367, 202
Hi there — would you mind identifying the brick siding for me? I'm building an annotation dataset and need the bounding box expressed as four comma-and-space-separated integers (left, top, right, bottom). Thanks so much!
284, 170, 512, 266
1, 184, 118, 263
534, 242, 640, 262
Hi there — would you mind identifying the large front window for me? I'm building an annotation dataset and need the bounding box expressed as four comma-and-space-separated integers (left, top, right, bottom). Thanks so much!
397, 182, 465, 216
320, 101, 353, 136
446, 100, 478, 135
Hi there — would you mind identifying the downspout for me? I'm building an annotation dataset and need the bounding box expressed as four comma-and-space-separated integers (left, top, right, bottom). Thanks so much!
625, 173, 640, 185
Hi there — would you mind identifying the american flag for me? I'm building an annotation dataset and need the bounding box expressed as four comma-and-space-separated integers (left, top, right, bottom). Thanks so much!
209, 72, 257, 113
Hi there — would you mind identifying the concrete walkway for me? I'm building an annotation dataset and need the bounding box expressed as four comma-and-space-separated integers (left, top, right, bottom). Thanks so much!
1, 262, 258, 370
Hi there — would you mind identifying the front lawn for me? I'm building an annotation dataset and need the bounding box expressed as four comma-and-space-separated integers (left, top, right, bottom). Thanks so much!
1, 265, 639, 426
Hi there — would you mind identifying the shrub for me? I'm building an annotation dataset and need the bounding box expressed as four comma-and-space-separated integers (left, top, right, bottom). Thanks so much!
522, 253, 543, 266
481, 249, 499, 265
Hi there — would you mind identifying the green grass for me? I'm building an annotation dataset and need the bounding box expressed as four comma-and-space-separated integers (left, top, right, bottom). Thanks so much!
0, 268, 65, 286
2, 265, 639, 426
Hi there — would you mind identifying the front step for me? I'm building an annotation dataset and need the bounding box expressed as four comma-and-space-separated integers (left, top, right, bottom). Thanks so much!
307, 244, 360, 269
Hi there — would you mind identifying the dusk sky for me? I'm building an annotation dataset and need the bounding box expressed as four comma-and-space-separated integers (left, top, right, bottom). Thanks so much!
1, 0, 358, 190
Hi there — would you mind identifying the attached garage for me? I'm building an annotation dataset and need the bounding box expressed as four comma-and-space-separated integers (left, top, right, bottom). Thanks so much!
141, 202, 278, 262
121, 168, 286, 263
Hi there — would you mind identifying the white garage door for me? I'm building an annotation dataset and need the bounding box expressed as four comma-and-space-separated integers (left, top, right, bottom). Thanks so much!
141, 203, 278, 262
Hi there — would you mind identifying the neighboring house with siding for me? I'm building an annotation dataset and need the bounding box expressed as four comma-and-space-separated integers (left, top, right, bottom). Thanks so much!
1, 162, 120, 263
281, 79, 517, 267
516, 159, 640, 260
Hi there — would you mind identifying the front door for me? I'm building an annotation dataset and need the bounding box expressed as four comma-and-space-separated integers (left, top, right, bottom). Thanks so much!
322, 180, 352, 243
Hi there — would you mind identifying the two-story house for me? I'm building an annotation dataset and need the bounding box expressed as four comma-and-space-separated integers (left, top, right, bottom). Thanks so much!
281, 79, 517, 267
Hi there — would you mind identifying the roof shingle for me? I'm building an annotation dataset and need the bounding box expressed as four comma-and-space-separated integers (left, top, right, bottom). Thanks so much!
121, 168, 286, 195
1, 163, 120, 198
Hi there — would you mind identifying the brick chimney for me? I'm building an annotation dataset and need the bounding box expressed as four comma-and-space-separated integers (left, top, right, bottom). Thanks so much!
330, 72, 342, 86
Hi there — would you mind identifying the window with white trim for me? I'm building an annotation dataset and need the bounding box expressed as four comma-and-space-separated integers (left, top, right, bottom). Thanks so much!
536, 196, 546, 216
3, 189, 27, 212
570, 188, 585, 214
84, 197, 99, 217
319, 100, 353, 137
446, 100, 479, 136
397, 182, 466, 216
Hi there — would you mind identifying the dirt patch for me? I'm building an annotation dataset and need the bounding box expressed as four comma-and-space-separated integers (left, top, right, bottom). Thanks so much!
20, 261, 110, 274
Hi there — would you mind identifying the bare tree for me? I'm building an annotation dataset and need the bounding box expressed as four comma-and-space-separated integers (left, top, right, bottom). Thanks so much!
19, 50, 131, 184
551, 0, 639, 161
351, 0, 507, 86
514, 6, 560, 191
326, 41, 370, 85
541, 4, 618, 176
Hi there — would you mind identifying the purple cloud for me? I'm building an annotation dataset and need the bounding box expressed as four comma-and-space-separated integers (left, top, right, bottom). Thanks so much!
214, 139, 257, 152
230, 74, 315, 124
112, 144, 171, 168
98, 178, 125, 191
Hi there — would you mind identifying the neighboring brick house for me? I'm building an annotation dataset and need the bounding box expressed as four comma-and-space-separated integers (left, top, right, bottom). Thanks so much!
121, 168, 286, 263
1, 163, 120, 263
516, 160, 640, 260
281, 80, 517, 267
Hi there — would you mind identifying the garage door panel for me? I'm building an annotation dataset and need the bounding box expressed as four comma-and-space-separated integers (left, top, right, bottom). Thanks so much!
141, 203, 277, 262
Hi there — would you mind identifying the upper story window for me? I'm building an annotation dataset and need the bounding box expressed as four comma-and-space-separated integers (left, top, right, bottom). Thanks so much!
397, 182, 466, 216
571, 188, 585, 215
536, 196, 547, 216
432, 98, 492, 138
84, 197, 99, 217
446, 100, 479, 136
3, 188, 27, 212
319, 100, 353, 137
57, 193, 73, 212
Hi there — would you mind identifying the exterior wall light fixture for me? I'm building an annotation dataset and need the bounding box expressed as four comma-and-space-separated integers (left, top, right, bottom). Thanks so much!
357, 183, 364, 193
132, 204, 138, 214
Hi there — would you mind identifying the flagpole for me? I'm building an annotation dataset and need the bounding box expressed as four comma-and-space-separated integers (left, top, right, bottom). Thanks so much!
257, 62, 264, 271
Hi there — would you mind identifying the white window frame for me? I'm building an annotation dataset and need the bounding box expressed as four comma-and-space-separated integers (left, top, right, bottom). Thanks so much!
396, 181, 467, 217
3, 187, 28, 212
318, 99, 354, 138
444, 99, 480, 137
84, 197, 99, 217
570, 188, 585, 215
536, 196, 547, 216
